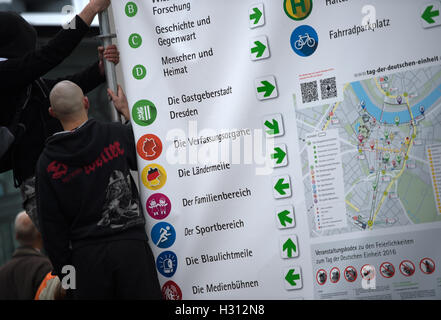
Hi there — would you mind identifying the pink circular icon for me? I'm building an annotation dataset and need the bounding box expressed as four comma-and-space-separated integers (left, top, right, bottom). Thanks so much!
146, 193, 171, 220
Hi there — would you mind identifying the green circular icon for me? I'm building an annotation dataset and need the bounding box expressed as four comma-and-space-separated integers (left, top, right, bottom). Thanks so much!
132, 100, 157, 126
129, 33, 142, 49
132, 64, 146, 80
125, 2, 138, 17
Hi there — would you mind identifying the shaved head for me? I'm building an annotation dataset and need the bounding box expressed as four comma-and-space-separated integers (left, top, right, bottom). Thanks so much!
50, 80, 87, 121
15, 211, 40, 247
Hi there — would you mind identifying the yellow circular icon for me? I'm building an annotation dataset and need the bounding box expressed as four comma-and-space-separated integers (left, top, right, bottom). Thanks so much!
141, 164, 167, 190
284, 0, 313, 21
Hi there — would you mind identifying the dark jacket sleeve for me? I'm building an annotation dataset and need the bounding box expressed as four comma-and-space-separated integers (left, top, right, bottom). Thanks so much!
36, 156, 71, 277
0, 15, 90, 89
122, 124, 138, 171
44, 61, 105, 95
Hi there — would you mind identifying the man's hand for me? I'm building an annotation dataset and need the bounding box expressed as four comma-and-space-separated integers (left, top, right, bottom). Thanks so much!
89, 0, 111, 13
108, 85, 130, 121
98, 45, 120, 76
79, 0, 110, 26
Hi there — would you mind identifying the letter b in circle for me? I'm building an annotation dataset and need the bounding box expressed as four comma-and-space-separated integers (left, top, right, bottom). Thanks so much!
125, 2, 138, 17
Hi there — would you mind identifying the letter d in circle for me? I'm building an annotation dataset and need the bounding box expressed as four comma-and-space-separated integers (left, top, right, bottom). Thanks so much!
133, 65, 147, 80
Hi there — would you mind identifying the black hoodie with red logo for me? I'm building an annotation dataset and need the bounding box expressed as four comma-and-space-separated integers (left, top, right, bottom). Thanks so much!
36, 119, 147, 276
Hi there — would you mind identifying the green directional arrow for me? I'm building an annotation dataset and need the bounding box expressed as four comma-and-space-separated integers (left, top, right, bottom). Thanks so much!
278, 210, 293, 227
264, 119, 280, 135
257, 81, 275, 97
275, 178, 290, 195
271, 147, 286, 164
283, 238, 297, 257
422, 5, 439, 24
250, 7, 263, 25
251, 41, 267, 58
285, 269, 301, 286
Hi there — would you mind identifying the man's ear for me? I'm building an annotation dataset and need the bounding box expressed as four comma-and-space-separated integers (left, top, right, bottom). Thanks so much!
84, 96, 90, 111
48, 107, 56, 118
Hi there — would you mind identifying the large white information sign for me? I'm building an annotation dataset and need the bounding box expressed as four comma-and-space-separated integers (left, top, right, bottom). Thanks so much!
111, 0, 441, 299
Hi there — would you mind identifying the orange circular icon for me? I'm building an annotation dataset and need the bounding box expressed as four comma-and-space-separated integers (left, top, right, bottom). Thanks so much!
137, 134, 163, 161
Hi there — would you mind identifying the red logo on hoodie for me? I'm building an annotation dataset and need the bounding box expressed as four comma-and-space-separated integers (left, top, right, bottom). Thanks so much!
47, 161, 68, 179
83, 141, 125, 175
46, 141, 125, 181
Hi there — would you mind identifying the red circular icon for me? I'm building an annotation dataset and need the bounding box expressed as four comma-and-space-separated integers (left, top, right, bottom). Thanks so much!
344, 266, 357, 282
316, 269, 327, 285
419, 258, 436, 275
330, 267, 340, 284
399, 260, 415, 277
162, 280, 182, 300
360, 264, 376, 281
137, 134, 163, 161
380, 262, 395, 278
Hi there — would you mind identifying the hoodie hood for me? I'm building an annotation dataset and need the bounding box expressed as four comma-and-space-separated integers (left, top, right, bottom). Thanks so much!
44, 119, 103, 167
43, 119, 129, 174
0, 12, 37, 59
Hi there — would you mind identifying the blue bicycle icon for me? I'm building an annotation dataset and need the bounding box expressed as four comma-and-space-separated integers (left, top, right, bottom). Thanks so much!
290, 25, 318, 57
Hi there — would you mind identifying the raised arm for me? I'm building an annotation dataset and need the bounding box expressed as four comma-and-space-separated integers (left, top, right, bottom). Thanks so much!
0, 0, 111, 89
44, 45, 120, 95
78, 0, 111, 26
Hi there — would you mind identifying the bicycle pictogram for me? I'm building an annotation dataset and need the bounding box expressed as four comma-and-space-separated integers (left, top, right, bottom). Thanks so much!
290, 25, 318, 57
294, 33, 316, 50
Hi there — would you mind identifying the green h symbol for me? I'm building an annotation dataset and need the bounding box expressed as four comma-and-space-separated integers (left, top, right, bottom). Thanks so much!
290, 0, 306, 14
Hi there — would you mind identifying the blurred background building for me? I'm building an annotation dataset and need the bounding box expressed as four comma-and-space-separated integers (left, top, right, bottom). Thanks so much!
0, 0, 115, 265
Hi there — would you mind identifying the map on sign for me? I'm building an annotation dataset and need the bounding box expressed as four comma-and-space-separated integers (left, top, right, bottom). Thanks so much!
295, 65, 441, 237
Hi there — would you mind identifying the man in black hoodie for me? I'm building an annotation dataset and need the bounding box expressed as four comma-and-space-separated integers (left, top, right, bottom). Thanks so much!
36, 81, 161, 300
0, 0, 118, 230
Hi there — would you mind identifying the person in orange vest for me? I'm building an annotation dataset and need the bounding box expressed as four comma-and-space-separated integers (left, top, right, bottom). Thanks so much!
0, 211, 61, 300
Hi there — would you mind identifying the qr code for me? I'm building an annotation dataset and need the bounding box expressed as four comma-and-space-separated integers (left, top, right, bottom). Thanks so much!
320, 77, 337, 100
300, 81, 319, 103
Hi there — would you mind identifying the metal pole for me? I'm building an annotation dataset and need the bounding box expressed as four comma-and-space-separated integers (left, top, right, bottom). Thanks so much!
98, 10, 121, 122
